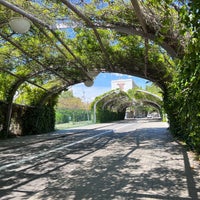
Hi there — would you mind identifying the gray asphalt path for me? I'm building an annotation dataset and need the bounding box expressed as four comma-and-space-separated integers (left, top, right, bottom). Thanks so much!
0, 119, 199, 200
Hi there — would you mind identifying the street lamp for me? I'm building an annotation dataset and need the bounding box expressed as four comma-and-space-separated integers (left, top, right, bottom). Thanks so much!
9, 17, 31, 33
84, 70, 99, 87
84, 79, 94, 87
87, 70, 99, 78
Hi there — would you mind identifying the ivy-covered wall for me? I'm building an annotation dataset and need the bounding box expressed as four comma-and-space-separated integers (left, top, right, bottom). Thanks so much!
163, 1, 200, 154
22, 106, 55, 135
0, 101, 55, 137
0, 101, 6, 133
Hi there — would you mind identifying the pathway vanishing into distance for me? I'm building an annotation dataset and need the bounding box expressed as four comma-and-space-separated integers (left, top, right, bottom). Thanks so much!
0, 119, 199, 200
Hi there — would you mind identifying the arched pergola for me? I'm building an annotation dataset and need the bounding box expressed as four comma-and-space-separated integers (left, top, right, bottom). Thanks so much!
0, 0, 189, 136
92, 90, 132, 123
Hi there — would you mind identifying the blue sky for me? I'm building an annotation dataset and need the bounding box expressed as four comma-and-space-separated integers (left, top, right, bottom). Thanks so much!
71, 72, 151, 102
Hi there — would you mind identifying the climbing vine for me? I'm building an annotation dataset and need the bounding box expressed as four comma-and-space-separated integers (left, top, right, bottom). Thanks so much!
164, 0, 200, 153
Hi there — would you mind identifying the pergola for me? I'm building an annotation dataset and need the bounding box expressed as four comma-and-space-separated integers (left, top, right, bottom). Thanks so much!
0, 0, 188, 136
134, 89, 163, 117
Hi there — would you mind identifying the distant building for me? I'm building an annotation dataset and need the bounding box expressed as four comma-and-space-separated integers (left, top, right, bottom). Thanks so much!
111, 79, 137, 92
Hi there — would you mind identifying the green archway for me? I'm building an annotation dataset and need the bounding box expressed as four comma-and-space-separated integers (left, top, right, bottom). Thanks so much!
0, 0, 199, 153
91, 89, 132, 123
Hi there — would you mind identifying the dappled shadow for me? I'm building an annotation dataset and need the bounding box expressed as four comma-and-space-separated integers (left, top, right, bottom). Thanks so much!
0, 127, 114, 164
0, 123, 199, 200
0, 131, 118, 198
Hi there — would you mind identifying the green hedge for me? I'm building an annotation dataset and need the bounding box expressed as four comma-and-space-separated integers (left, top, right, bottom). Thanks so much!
55, 109, 91, 124
163, 1, 200, 154
0, 102, 55, 137
164, 84, 200, 153
22, 106, 55, 135
96, 109, 126, 123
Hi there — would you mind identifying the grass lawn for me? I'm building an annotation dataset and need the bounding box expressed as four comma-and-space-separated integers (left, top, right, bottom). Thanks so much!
55, 121, 93, 130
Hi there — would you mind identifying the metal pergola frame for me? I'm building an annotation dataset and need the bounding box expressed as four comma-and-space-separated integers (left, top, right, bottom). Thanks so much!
0, 0, 187, 135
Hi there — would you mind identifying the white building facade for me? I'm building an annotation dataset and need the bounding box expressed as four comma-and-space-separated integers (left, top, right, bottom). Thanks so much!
111, 79, 137, 92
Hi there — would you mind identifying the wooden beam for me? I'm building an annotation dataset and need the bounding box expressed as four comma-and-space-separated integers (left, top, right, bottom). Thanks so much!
36, 25, 92, 81
0, 68, 48, 91
96, 24, 177, 58
130, 0, 149, 77
0, 32, 71, 84
0, 0, 96, 80
130, 0, 147, 33
60, 0, 114, 71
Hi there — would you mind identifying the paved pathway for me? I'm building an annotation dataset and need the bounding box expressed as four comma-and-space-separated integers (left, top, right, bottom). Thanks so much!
116, 121, 200, 200
0, 120, 200, 199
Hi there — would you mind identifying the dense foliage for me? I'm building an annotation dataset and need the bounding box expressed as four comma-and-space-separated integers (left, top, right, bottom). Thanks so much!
55, 90, 91, 124
164, 1, 200, 153
22, 106, 55, 135
91, 90, 131, 123
96, 109, 126, 123
56, 108, 90, 124
127, 84, 163, 118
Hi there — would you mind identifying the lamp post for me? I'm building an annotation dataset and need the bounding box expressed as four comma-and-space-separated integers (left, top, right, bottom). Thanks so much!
93, 90, 119, 123
84, 70, 99, 87
9, 17, 31, 33
84, 79, 94, 87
